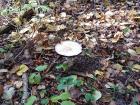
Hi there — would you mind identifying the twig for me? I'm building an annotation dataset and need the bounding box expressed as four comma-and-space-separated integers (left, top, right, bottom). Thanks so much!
45, 56, 61, 73
21, 73, 29, 104
125, 73, 135, 85
14, 45, 27, 60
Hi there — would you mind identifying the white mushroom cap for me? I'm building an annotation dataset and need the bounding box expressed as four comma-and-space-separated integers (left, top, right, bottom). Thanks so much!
55, 40, 82, 56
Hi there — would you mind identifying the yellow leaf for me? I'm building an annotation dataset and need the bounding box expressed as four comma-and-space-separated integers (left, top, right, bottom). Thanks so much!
103, 0, 110, 7
111, 32, 123, 43
135, 47, 140, 54
95, 70, 104, 76
12, 17, 22, 26
112, 63, 123, 70
132, 64, 140, 72
16, 64, 29, 76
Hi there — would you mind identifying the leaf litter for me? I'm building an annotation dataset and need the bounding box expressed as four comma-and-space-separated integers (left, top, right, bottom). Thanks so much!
0, 0, 140, 105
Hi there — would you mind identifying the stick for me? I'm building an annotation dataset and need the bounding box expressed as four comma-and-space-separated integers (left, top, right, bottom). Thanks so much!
21, 73, 29, 104
45, 56, 61, 73
14, 45, 27, 60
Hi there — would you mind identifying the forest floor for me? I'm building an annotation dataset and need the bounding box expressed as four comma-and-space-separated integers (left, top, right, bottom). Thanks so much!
0, 0, 140, 105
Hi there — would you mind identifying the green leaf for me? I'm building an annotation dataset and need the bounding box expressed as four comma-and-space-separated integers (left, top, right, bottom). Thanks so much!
85, 93, 94, 101
51, 92, 71, 102
61, 101, 75, 105
24, 95, 37, 105
85, 90, 102, 102
132, 96, 139, 105
123, 27, 131, 34
59, 75, 77, 84
40, 98, 49, 105
57, 75, 83, 91
56, 64, 68, 71
0, 48, 6, 53
29, 73, 41, 84
35, 65, 48, 72
93, 90, 102, 101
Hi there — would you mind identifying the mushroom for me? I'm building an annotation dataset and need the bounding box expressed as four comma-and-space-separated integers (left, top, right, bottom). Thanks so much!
55, 40, 82, 56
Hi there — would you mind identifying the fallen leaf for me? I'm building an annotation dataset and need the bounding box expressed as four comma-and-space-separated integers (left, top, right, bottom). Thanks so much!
101, 93, 112, 102
127, 49, 137, 56
51, 92, 71, 102
0, 48, 6, 53
105, 82, 115, 89
133, 16, 140, 22
132, 64, 140, 72
105, 11, 114, 18
85, 90, 102, 102
94, 70, 104, 76
14, 81, 23, 89
112, 63, 123, 70
2, 85, 15, 100
111, 32, 123, 43
135, 47, 140, 54
35, 64, 48, 72
61, 101, 75, 105
60, 12, 67, 18
126, 85, 137, 92
12, 17, 22, 25
19, 26, 31, 34
25, 95, 37, 105
93, 90, 102, 101
16, 64, 29, 76
10, 65, 19, 74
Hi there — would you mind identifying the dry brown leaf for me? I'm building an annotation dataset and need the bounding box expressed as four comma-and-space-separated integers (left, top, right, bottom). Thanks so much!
132, 64, 140, 72
112, 63, 123, 70
101, 93, 112, 103
111, 32, 123, 43
135, 47, 140, 54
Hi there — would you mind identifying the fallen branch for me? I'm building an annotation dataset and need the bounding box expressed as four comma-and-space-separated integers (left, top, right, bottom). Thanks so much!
14, 45, 27, 60
21, 73, 28, 104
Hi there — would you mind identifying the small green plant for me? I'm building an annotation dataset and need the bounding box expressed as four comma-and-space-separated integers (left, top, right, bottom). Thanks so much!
35, 64, 48, 72
56, 63, 68, 71
25, 95, 37, 105
29, 73, 41, 84
51, 92, 75, 105
57, 75, 83, 91
40, 98, 49, 105
0, 0, 49, 16
85, 89, 102, 102
0, 48, 6, 53
132, 96, 139, 105
123, 27, 131, 35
